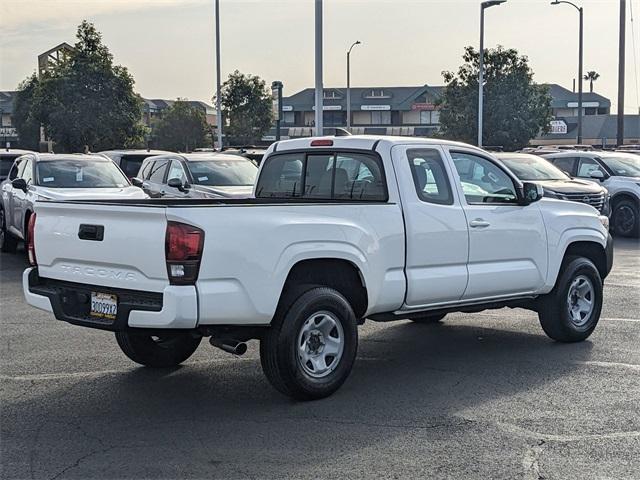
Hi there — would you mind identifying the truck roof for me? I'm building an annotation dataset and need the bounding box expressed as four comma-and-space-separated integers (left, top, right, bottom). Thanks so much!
269, 135, 486, 154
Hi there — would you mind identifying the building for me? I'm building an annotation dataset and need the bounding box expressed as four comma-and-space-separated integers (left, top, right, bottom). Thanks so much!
281, 85, 443, 137
0, 92, 19, 148
534, 114, 640, 147
143, 99, 217, 127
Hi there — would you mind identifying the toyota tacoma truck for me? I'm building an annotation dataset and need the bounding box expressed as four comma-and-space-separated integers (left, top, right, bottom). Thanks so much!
23, 136, 613, 400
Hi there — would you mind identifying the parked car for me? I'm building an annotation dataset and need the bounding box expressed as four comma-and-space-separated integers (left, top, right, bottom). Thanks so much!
98, 149, 172, 179
495, 153, 609, 215
0, 153, 147, 253
23, 136, 612, 400
222, 147, 268, 165
0, 149, 35, 182
134, 152, 257, 199
542, 151, 640, 237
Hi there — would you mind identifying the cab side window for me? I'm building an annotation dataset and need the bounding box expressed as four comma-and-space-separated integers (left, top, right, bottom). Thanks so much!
548, 156, 577, 176
451, 151, 518, 204
577, 157, 606, 178
407, 148, 453, 205
167, 160, 187, 184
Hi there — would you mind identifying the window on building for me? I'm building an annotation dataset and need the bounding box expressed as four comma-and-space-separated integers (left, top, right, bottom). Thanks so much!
283, 111, 295, 124
597, 107, 607, 115
371, 111, 391, 125
364, 89, 390, 99
585, 107, 597, 116
323, 90, 341, 99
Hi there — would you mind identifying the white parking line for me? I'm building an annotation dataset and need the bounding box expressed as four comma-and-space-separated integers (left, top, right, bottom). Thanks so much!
576, 361, 640, 371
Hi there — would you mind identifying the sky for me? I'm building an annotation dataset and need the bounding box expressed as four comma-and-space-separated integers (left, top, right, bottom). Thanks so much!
0, 0, 637, 112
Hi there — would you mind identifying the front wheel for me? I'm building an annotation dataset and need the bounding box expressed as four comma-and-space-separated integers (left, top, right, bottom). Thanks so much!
115, 331, 202, 367
260, 287, 358, 401
612, 198, 640, 238
537, 256, 603, 342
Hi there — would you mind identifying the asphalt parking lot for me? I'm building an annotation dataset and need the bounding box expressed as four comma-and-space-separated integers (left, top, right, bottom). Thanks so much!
1, 239, 639, 480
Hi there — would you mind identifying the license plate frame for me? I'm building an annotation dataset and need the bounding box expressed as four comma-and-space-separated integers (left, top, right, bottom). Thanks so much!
90, 292, 118, 320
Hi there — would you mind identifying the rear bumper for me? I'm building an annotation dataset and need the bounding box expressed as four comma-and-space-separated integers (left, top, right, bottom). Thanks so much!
23, 268, 198, 331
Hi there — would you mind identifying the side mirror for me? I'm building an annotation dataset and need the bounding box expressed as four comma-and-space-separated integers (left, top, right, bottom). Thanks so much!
167, 177, 189, 192
131, 177, 143, 188
520, 182, 543, 205
589, 170, 605, 180
11, 178, 28, 192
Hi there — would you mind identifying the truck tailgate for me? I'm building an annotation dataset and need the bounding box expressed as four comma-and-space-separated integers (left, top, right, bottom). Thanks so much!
33, 202, 169, 292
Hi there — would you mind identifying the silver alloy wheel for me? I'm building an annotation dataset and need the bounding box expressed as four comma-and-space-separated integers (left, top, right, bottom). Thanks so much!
566, 275, 595, 327
297, 310, 345, 379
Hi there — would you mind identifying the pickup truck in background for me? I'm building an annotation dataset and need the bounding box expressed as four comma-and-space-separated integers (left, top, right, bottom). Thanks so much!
23, 136, 613, 400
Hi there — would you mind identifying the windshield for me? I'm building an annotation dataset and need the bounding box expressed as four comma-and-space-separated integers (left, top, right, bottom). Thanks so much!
36, 160, 129, 188
600, 155, 640, 177
187, 159, 257, 186
499, 155, 568, 181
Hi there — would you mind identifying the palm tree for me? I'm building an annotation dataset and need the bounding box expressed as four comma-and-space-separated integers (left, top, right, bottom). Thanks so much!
583, 71, 600, 93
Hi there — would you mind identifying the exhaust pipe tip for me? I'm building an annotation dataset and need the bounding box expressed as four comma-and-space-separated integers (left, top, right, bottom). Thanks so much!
209, 337, 247, 356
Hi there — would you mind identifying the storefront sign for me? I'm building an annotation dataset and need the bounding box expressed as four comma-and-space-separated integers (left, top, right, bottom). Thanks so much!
550, 120, 567, 134
312, 105, 342, 111
361, 105, 390, 111
282, 105, 293, 112
0, 127, 18, 137
411, 103, 437, 111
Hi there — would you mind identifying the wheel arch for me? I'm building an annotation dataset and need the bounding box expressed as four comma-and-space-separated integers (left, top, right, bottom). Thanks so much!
277, 258, 368, 319
562, 241, 608, 280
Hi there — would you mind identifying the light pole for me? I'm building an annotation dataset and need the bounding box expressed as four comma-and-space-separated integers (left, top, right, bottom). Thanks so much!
551, 0, 584, 144
478, 0, 506, 148
215, 0, 223, 150
314, 0, 324, 136
346, 40, 361, 131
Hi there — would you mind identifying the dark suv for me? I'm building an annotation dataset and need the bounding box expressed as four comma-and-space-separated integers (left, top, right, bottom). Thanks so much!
134, 153, 258, 199
98, 149, 172, 179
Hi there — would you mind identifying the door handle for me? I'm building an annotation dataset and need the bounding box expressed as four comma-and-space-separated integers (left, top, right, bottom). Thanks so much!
469, 219, 490, 228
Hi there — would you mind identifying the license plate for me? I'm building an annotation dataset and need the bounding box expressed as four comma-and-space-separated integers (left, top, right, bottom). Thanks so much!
90, 292, 118, 320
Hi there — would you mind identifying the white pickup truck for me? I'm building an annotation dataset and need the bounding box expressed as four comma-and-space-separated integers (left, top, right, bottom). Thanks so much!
24, 136, 613, 400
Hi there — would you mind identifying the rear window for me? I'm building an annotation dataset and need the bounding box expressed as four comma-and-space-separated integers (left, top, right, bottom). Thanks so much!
256, 151, 387, 201
119, 155, 152, 178
0, 155, 21, 179
36, 160, 130, 188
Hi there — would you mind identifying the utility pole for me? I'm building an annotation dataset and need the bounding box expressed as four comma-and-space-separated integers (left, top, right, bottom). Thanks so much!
478, 1, 507, 147
618, 0, 626, 146
314, 0, 323, 136
346, 40, 361, 131
215, 0, 223, 150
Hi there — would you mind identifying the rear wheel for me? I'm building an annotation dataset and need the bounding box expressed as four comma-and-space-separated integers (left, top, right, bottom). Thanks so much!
260, 287, 358, 401
0, 207, 18, 253
115, 331, 202, 367
410, 313, 447, 324
538, 256, 603, 342
612, 198, 640, 237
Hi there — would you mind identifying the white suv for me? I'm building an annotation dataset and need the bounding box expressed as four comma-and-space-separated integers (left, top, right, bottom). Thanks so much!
543, 151, 640, 237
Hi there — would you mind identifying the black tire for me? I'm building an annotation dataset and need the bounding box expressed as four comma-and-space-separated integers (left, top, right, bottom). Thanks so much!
115, 331, 202, 367
538, 256, 603, 343
612, 198, 640, 238
410, 313, 447, 324
0, 207, 18, 253
260, 287, 358, 401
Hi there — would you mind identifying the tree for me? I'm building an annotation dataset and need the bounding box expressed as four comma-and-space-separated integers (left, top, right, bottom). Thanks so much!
583, 71, 600, 93
217, 70, 272, 145
153, 100, 211, 152
12, 74, 42, 150
438, 46, 552, 151
13, 21, 144, 152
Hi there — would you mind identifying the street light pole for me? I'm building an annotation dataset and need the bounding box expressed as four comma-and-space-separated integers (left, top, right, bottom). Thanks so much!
314, 0, 324, 136
551, 1, 584, 144
478, 1, 506, 148
346, 40, 361, 132
215, 0, 223, 150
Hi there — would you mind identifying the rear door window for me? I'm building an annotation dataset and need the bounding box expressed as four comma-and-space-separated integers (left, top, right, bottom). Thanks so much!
407, 149, 453, 205
577, 157, 606, 178
139, 160, 154, 180
256, 151, 386, 201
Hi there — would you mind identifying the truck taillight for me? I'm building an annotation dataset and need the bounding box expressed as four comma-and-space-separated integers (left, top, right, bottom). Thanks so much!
27, 214, 37, 266
165, 221, 204, 285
